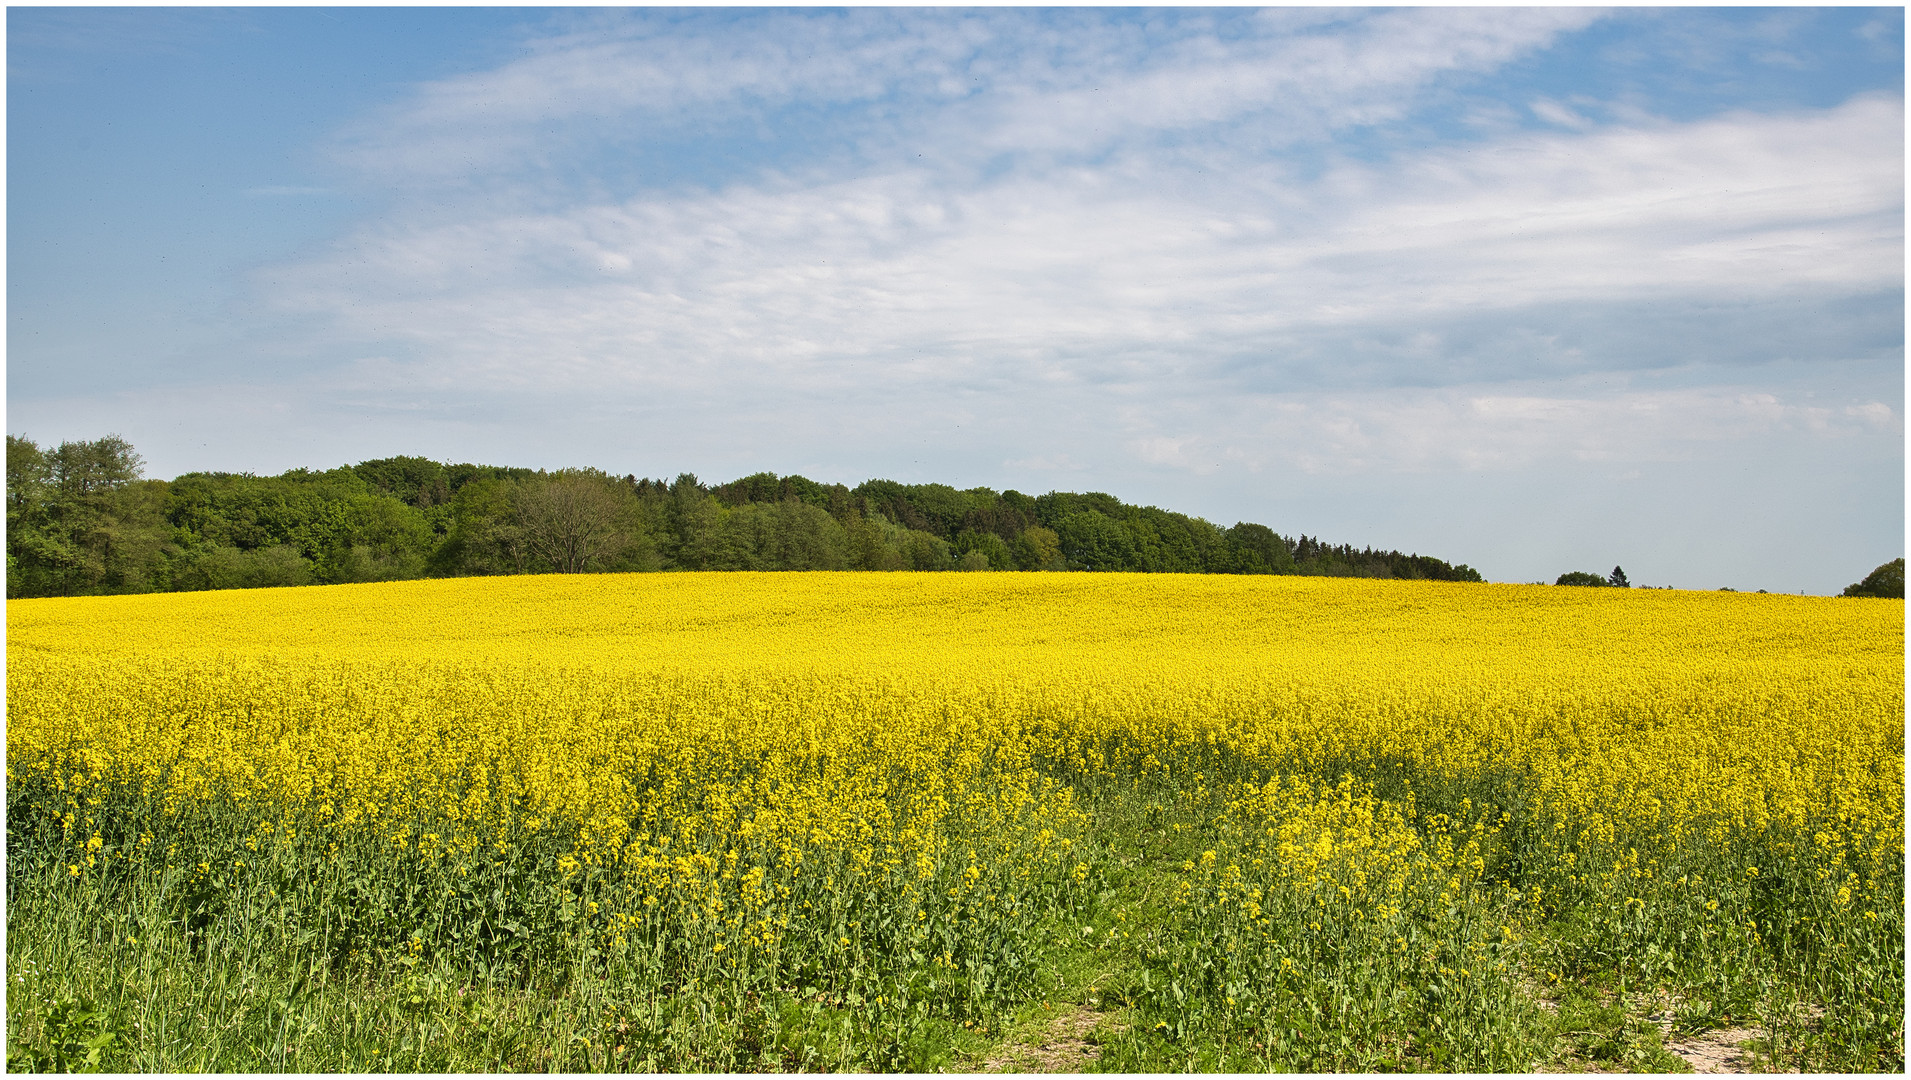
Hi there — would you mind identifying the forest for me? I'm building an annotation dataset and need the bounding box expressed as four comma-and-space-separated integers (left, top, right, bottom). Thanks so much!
5, 434, 1484, 598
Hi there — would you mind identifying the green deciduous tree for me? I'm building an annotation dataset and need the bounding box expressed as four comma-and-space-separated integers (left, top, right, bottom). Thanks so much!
7, 434, 172, 597
1010, 526, 1063, 571
843, 509, 906, 571
706, 501, 848, 571
662, 474, 723, 570
1057, 510, 1139, 572
173, 544, 314, 591
896, 529, 952, 571
1223, 522, 1296, 574
430, 477, 526, 575
953, 529, 1014, 571
515, 471, 633, 574
1842, 558, 1905, 599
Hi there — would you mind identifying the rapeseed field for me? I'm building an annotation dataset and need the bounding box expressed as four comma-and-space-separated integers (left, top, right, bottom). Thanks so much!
7, 574, 1902, 1070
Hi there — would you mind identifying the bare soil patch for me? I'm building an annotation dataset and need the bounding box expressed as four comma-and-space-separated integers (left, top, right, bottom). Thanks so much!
1661, 1026, 1770, 1074
1643, 992, 1814, 1074
979, 1005, 1121, 1073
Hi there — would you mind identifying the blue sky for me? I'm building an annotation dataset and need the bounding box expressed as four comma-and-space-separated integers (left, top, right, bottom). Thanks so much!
7, 7, 1903, 592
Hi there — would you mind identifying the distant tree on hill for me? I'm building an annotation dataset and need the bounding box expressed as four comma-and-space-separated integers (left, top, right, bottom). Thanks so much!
1841, 558, 1905, 599
843, 509, 906, 571
1223, 522, 1296, 574
1057, 510, 1140, 571
662, 474, 722, 570
174, 544, 313, 591
1556, 571, 1610, 587
953, 528, 1014, 571
706, 500, 846, 571
515, 471, 657, 574
7, 434, 171, 597
1608, 566, 1630, 588
896, 529, 953, 571
352, 455, 451, 509
1010, 525, 1064, 571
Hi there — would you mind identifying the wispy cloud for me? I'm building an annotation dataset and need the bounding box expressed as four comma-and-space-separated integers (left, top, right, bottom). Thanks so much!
1119, 378, 1902, 478
263, 92, 1901, 408
330, 8, 1603, 188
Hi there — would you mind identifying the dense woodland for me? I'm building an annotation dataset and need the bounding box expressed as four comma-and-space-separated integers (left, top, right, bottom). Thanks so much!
4, 434, 1493, 598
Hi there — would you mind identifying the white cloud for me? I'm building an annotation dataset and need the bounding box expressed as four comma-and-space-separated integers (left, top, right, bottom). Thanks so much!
1529, 98, 1594, 130
262, 93, 1902, 412
332, 9, 1602, 186
1102, 378, 1902, 482
1845, 400, 1902, 430
966, 8, 1604, 155
1310, 94, 1902, 307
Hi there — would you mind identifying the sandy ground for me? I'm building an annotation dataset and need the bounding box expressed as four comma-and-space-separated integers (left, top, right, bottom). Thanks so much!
978, 1006, 1113, 1073
1661, 1025, 1770, 1074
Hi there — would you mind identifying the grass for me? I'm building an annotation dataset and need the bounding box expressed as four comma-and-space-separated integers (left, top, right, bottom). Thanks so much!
7, 851, 1015, 1073
1527, 972, 1691, 1073
9, 775, 1902, 1073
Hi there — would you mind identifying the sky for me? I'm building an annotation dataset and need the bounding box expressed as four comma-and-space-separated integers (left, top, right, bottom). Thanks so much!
7, 6, 1904, 593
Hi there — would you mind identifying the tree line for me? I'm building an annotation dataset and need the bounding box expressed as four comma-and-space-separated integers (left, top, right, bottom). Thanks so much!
1555, 567, 1631, 588
5, 434, 1485, 598
1554, 561, 1905, 597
